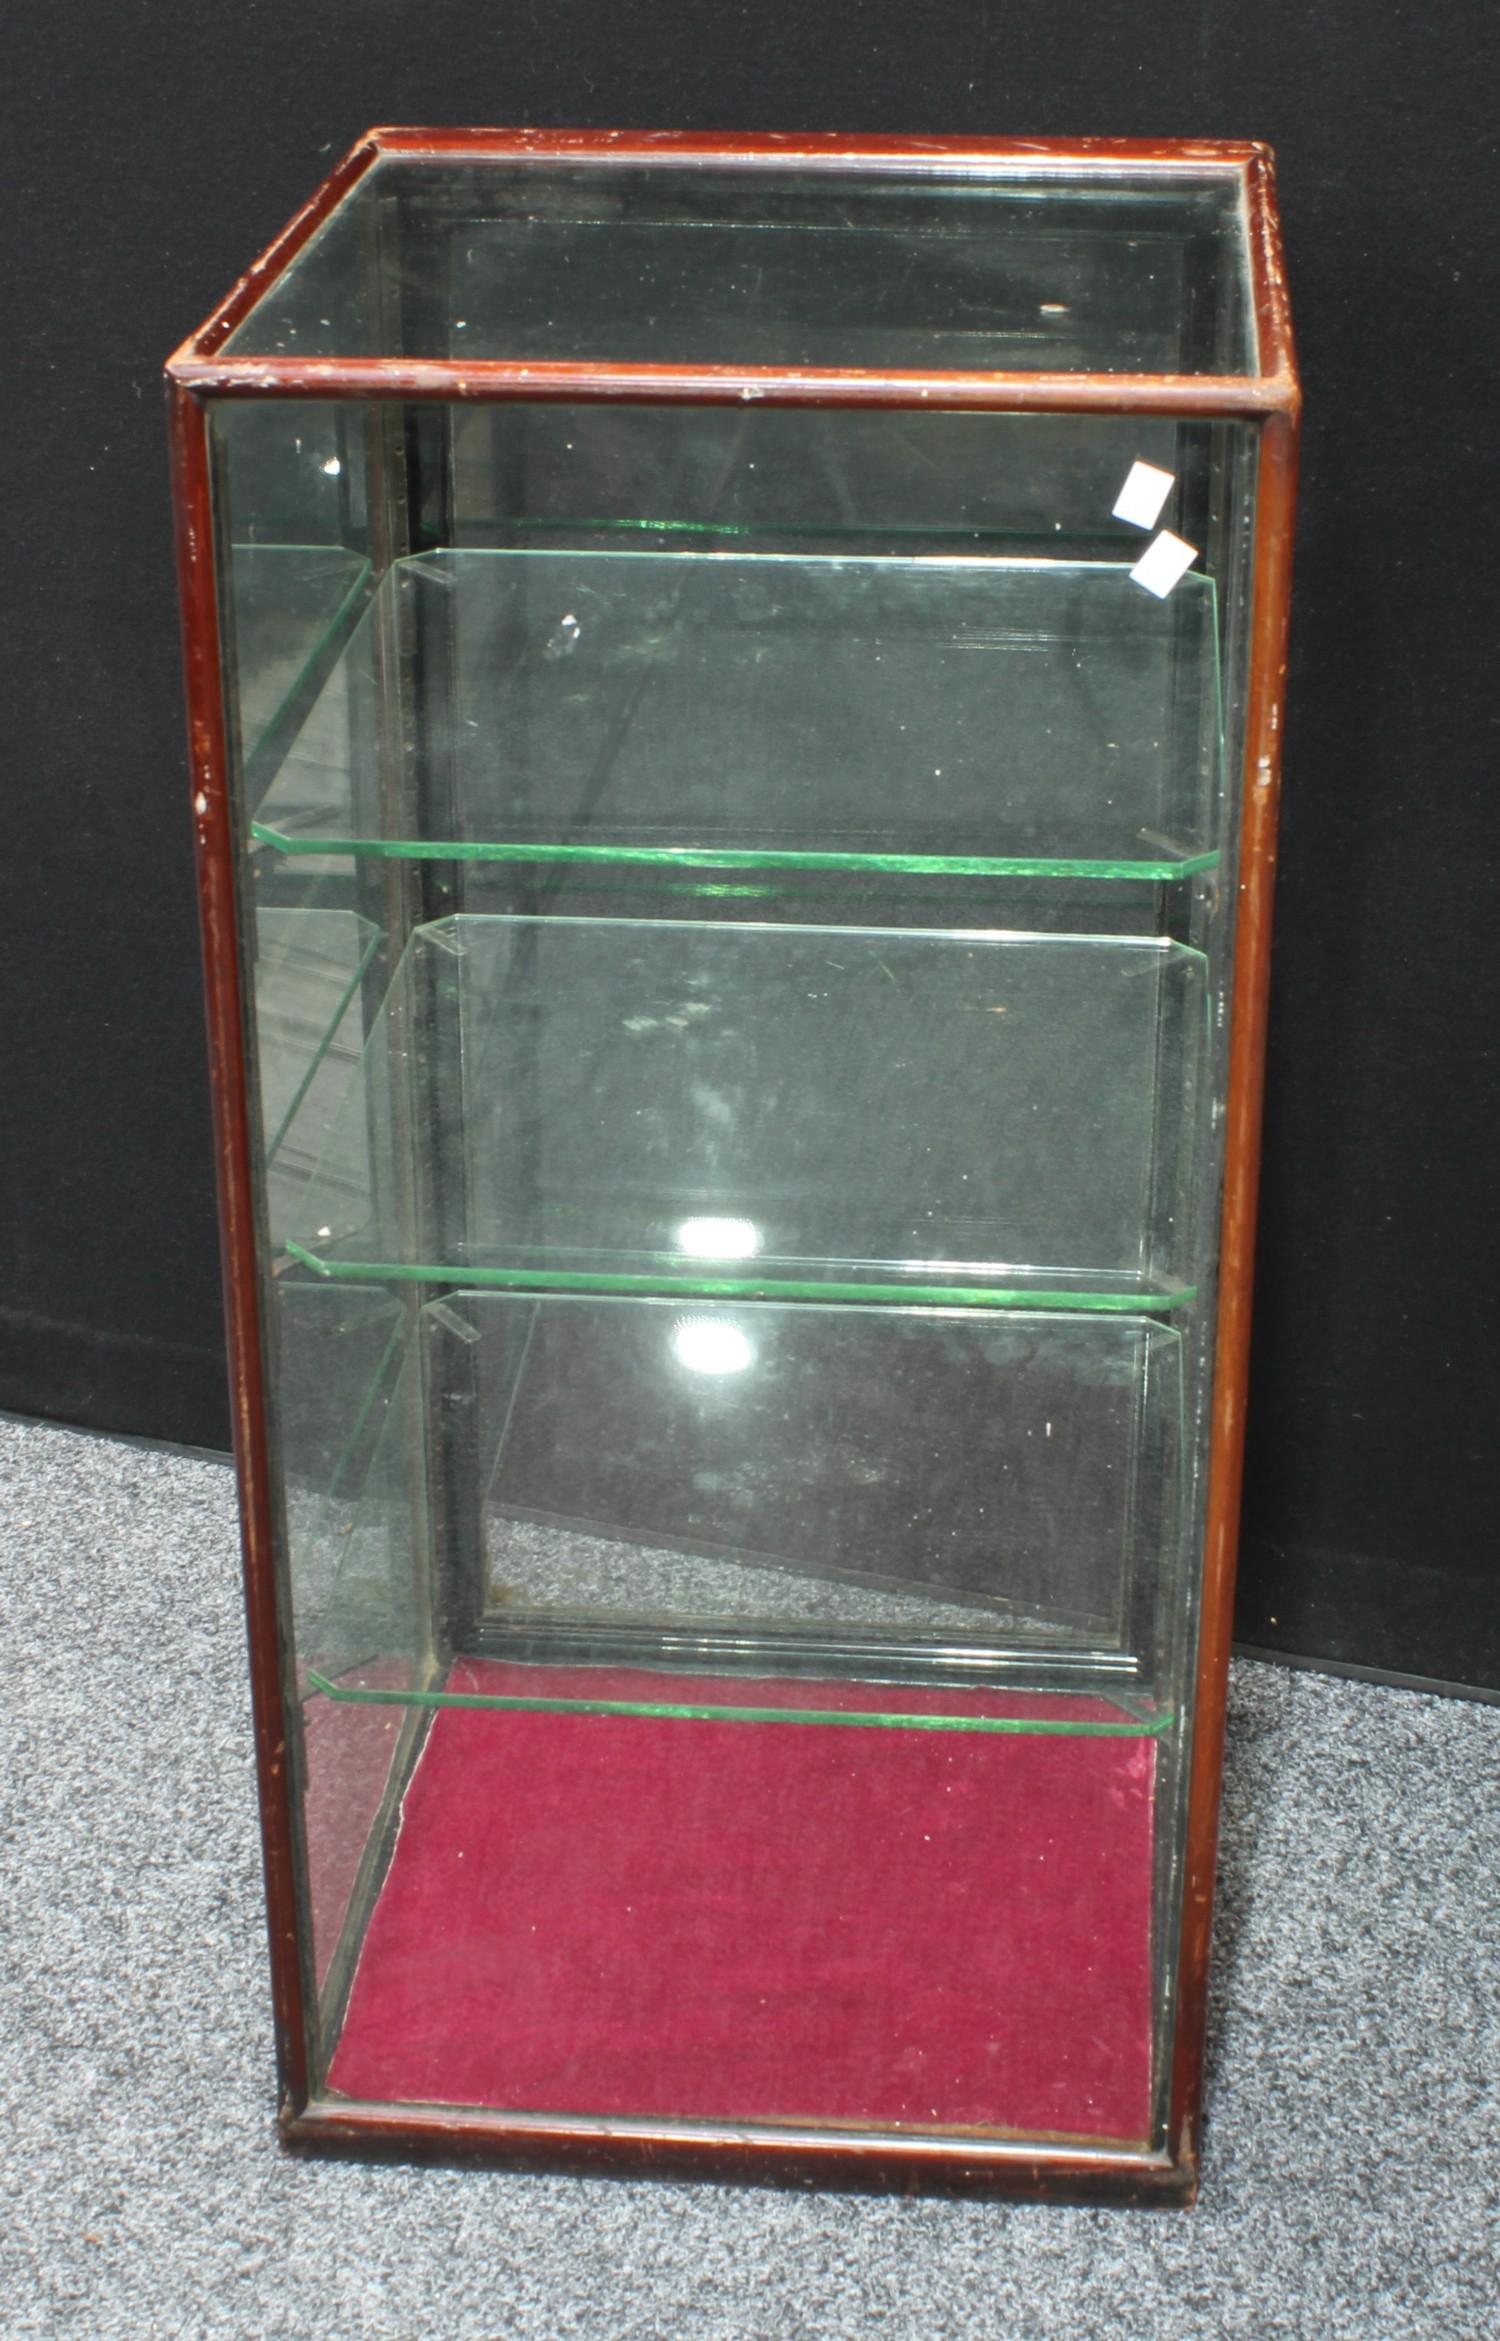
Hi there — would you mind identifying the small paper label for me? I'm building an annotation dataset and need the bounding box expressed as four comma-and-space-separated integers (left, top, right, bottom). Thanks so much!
1130, 530, 1199, 599
1112, 460, 1176, 531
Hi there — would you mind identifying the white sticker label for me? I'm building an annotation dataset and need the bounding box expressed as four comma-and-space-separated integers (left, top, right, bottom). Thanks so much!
1112, 460, 1176, 531
1130, 530, 1199, 599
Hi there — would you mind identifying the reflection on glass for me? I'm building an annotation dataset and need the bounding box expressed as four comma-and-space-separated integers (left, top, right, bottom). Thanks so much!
675, 1216, 762, 1261
671, 1315, 756, 1377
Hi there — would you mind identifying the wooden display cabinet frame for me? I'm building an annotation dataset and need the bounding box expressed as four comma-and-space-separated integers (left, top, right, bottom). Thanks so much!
167, 129, 1298, 2203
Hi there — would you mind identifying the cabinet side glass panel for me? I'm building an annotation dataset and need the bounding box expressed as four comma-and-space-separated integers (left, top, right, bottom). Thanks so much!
210, 390, 1257, 2148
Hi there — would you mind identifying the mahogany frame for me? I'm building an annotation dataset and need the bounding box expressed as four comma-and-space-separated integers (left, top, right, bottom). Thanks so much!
166, 129, 1299, 2205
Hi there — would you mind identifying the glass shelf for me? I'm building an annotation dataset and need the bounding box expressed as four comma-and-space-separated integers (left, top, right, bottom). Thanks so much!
308, 1668, 1174, 1738
288, 914, 1206, 1308
250, 549, 1223, 882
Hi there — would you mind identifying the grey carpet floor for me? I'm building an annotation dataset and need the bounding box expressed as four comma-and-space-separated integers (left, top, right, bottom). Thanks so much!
0, 1414, 1495, 2340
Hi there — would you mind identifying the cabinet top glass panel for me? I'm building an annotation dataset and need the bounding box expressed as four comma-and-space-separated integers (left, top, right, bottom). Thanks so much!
208, 134, 1283, 382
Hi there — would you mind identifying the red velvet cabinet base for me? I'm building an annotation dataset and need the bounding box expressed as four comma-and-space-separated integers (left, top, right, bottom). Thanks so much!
168, 131, 1298, 2201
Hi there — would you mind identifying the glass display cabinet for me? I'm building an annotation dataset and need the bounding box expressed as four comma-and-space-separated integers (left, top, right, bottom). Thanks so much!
167, 131, 1298, 2201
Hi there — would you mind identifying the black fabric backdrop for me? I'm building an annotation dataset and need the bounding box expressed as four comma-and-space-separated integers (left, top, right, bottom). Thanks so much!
4, 4, 1497, 1689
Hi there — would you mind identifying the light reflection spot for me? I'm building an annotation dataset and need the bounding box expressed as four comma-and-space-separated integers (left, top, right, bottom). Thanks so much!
672, 1318, 755, 1377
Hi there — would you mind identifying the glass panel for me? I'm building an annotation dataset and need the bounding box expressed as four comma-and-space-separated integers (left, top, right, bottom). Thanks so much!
289, 1291, 1185, 2143
226, 543, 371, 766
270, 1280, 424, 2000
224, 157, 1255, 375
204, 371, 1262, 2158
253, 905, 378, 1244
290, 915, 1205, 1308
290, 1290, 1186, 1678
436, 1291, 1184, 1656
450, 399, 1190, 552
254, 550, 1223, 881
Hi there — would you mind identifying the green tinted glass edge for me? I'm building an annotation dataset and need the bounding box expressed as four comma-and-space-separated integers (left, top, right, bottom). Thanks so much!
306, 1670, 1174, 1739
251, 823, 1220, 883
282, 1240, 1196, 1313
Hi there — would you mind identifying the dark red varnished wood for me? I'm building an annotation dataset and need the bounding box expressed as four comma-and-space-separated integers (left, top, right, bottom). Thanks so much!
283, 2100, 1195, 2205
167, 354, 1290, 416
1245, 146, 1297, 389
365, 126, 1264, 166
